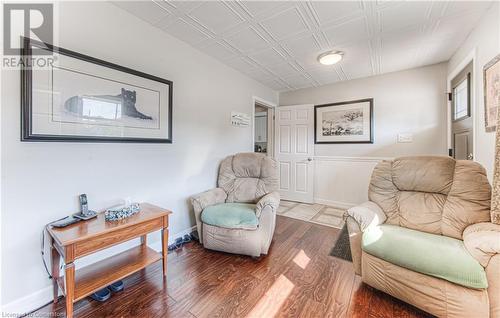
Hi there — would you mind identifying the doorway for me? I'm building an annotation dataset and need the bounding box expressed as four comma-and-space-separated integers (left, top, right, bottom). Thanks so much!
450, 61, 474, 160
254, 101, 275, 157
275, 105, 315, 203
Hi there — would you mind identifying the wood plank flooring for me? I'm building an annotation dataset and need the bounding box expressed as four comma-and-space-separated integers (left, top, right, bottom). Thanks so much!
33, 216, 432, 318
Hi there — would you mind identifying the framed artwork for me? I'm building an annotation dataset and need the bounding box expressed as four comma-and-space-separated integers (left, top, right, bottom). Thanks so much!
483, 53, 500, 133
314, 98, 373, 144
21, 37, 173, 142
491, 93, 500, 224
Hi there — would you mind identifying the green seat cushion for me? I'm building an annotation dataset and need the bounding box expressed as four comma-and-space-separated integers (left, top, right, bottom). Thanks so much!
201, 203, 258, 229
362, 224, 487, 289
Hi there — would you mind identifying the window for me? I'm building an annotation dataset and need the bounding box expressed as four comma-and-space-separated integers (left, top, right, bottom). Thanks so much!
452, 74, 470, 121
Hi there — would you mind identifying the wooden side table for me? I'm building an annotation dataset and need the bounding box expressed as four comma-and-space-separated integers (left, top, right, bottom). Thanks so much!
47, 203, 171, 318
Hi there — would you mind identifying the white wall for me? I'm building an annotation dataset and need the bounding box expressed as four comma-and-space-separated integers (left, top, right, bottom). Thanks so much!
0, 1, 276, 312
279, 63, 448, 206
448, 3, 500, 179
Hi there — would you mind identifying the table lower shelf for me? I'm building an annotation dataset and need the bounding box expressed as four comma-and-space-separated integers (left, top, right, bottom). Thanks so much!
73, 245, 161, 302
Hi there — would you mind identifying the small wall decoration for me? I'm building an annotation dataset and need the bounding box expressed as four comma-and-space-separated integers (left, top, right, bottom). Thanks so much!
21, 37, 173, 142
484, 53, 500, 132
231, 111, 250, 127
314, 98, 373, 144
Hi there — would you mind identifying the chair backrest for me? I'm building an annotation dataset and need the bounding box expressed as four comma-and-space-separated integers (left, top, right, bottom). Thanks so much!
218, 152, 279, 203
369, 156, 491, 239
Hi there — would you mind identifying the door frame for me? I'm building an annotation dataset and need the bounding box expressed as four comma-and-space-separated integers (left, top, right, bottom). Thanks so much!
252, 96, 277, 157
447, 48, 476, 159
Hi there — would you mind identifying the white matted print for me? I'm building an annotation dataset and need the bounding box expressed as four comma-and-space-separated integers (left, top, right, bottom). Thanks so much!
22, 38, 172, 142
314, 99, 373, 144
231, 111, 250, 127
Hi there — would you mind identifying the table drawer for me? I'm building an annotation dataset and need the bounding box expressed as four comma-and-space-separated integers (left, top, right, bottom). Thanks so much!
74, 218, 164, 258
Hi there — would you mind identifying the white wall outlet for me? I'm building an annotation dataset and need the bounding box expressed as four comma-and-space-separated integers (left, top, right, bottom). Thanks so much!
397, 133, 413, 143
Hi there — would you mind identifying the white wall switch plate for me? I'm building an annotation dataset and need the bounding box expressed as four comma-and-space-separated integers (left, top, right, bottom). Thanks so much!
398, 133, 413, 143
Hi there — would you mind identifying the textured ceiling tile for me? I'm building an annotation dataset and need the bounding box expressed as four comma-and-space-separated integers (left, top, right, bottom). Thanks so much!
266, 62, 300, 78
113, 1, 170, 25
238, 1, 289, 17
381, 26, 424, 52
381, 47, 419, 74
442, 1, 493, 17
260, 6, 310, 40
282, 34, 321, 58
158, 18, 210, 44
164, 0, 204, 13
225, 27, 269, 52
323, 17, 369, 46
282, 74, 314, 89
335, 42, 373, 79
114, 0, 495, 91
309, 1, 364, 25
224, 56, 259, 72
189, 2, 244, 33
379, 1, 431, 32
200, 42, 238, 60
248, 48, 287, 67
432, 8, 486, 40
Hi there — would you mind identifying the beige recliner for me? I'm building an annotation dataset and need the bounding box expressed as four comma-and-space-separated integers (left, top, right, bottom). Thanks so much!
346, 156, 500, 318
190, 152, 280, 257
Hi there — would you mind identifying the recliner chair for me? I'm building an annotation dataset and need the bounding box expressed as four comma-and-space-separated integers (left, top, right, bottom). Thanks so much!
190, 152, 280, 257
346, 156, 500, 318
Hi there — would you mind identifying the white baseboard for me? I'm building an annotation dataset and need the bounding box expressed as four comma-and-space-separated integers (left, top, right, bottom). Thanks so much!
314, 198, 356, 209
2, 286, 54, 317
155, 225, 197, 250
2, 225, 197, 317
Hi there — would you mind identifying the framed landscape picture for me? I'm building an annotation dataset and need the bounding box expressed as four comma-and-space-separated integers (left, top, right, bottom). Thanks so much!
314, 98, 373, 144
484, 53, 500, 132
21, 37, 173, 142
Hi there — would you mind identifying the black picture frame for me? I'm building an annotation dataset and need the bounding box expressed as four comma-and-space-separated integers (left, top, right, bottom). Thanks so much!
314, 98, 374, 144
21, 37, 173, 143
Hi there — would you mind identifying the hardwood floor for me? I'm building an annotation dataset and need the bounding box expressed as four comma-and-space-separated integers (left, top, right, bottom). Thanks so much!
33, 216, 432, 318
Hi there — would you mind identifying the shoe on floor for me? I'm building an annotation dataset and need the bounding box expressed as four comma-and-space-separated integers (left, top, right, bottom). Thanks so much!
182, 234, 192, 244
90, 288, 111, 302
108, 280, 124, 292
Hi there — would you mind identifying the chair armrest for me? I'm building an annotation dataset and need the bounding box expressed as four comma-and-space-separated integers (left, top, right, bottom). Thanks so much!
190, 188, 227, 214
345, 201, 386, 232
190, 188, 227, 244
463, 222, 500, 267
256, 191, 280, 218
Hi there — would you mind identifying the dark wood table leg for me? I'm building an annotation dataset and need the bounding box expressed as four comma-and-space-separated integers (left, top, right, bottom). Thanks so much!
65, 262, 75, 318
161, 228, 168, 277
50, 238, 60, 303
141, 234, 147, 245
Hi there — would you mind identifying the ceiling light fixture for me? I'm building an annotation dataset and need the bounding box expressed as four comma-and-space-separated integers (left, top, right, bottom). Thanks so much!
317, 51, 344, 65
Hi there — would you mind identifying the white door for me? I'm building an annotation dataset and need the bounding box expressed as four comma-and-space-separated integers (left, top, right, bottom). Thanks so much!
275, 105, 314, 203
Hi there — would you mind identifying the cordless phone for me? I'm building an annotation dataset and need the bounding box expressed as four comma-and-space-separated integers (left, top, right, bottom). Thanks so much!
74, 194, 97, 220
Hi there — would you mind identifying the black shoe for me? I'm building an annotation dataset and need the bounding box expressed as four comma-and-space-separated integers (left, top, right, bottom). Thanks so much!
108, 280, 124, 292
182, 234, 192, 244
190, 231, 199, 242
90, 288, 111, 302
174, 237, 183, 248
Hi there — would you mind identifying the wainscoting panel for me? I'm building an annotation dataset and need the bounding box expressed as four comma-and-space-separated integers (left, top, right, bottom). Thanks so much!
313, 156, 389, 208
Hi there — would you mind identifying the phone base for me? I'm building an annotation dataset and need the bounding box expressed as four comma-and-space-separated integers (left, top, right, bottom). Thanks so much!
73, 211, 97, 220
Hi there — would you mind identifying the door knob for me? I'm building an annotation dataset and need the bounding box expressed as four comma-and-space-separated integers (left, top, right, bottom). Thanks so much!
307, 158, 313, 161
467, 153, 474, 160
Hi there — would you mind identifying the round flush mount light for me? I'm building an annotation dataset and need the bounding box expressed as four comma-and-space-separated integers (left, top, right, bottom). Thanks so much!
317, 51, 344, 65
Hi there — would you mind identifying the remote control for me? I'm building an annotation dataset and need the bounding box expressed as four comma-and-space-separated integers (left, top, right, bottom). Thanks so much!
51, 216, 81, 228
